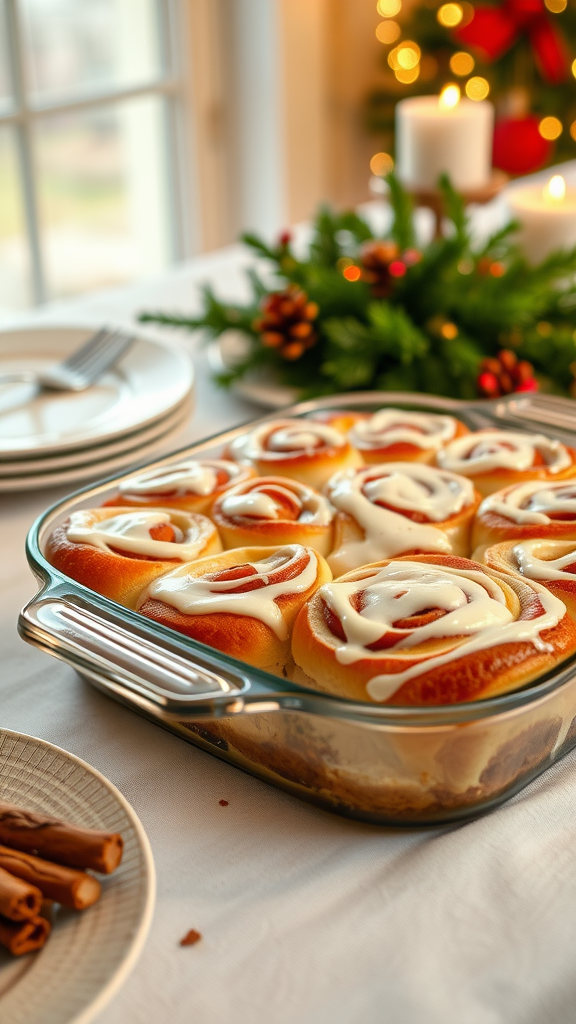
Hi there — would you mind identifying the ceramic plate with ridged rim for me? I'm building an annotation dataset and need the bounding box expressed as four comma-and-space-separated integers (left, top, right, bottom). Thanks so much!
0, 730, 155, 1024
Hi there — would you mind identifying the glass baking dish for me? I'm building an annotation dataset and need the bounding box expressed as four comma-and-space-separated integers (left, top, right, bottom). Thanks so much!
19, 390, 576, 827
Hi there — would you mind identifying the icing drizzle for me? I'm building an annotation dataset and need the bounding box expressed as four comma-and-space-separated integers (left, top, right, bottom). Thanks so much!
513, 540, 576, 581
438, 430, 572, 476
118, 459, 245, 498
147, 545, 319, 639
67, 510, 216, 562
230, 419, 346, 463
326, 462, 475, 574
318, 560, 564, 701
219, 478, 333, 525
349, 409, 457, 451
480, 480, 576, 525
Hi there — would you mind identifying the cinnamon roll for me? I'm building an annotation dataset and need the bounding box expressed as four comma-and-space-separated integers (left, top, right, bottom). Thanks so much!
472, 479, 576, 550
46, 507, 222, 608
478, 538, 576, 623
291, 553, 576, 704
436, 429, 576, 498
227, 418, 362, 489
325, 462, 481, 576
211, 476, 334, 556
314, 408, 468, 464
104, 459, 256, 515
138, 545, 332, 677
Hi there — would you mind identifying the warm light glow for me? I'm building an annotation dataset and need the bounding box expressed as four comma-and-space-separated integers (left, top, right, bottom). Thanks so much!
439, 84, 461, 109
466, 76, 490, 100
539, 116, 563, 140
544, 174, 566, 202
376, 20, 401, 43
343, 266, 362, 282
571, 119, 576, 141
537, 321, 553, 337
457, 258, 474, 275
450, 51, 475, 76
545, 0, 567, 11
370, 152, 394, 176
395, 66, 420, 83
397, 41, 421, 69
572, 59, 576, 78
440, 322, 458, 339
377, 0, 402, 16
437, 3, 463, 27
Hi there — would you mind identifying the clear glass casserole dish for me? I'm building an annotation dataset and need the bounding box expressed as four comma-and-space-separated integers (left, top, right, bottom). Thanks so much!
19, 391, 576, 827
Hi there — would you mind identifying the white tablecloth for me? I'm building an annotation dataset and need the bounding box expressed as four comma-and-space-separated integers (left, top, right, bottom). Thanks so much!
3, 212, 576, 1024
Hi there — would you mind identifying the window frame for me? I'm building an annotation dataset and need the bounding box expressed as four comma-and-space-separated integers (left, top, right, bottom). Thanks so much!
1, 0, 185, 305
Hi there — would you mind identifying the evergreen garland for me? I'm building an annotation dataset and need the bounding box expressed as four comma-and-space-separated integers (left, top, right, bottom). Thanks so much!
140, 174, 576, 401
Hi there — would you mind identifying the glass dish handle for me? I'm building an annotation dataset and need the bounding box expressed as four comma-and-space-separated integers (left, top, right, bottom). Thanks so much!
18, 588, 272, 722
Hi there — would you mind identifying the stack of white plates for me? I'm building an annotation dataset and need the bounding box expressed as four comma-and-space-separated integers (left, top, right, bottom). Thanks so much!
0, 326, 194, 492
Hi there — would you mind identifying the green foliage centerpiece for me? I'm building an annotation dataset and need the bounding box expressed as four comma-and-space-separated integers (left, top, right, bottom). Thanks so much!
141, 174, 576, 401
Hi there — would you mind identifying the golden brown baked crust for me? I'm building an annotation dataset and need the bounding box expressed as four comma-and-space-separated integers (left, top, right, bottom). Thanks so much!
46, 507, 222, 609
138, 545, 332, 677
291, 552, 576, 705
477, 537, 576, 624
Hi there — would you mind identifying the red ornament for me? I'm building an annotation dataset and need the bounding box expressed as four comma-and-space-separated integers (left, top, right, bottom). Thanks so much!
477, 349, 538, 398
492, 116, 553, 175
455, 0, 570, 84
278, 230, 292, 248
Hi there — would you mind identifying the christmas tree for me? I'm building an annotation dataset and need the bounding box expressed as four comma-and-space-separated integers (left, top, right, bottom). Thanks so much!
366, 0, 576, 176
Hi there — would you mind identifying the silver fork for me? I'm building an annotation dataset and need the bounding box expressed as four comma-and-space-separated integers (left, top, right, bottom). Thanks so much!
0, 326, 135, 392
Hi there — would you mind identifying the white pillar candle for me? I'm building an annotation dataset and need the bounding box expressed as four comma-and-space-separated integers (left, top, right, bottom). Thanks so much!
506, 175, 576, 264
396, 87, 494, 192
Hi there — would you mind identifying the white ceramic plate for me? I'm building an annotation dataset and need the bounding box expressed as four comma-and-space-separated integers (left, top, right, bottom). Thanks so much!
0, 399, 191, 492
0, 730, 155, 1024
0, 326, 193, 456
0, 396, 192, 476
209, 332, 298, 410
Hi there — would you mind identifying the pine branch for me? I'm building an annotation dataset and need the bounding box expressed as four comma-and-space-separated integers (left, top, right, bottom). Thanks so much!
385, 172, 416, 251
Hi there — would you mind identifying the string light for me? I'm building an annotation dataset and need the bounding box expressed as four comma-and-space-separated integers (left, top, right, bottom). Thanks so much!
377, 0, 402, 16
437, 3, 463, 27
343, 266, 361, 282
539, 116, 563, 140
466, 77, 490, 100
395, 66, 420, 83
570, 120, 576, 141
450, 52, 475, 76
370, 152, 394, 176
572, 59, 576, 78
376, 20, 401, 43
441, 322, 458, 339
397, 41, 421, 69
545, 0, 567, 10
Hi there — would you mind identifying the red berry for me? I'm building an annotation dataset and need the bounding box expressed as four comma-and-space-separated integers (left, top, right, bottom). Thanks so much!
478, 370, 501, 396
389, 261, 406, 278
515, 378, 539, 393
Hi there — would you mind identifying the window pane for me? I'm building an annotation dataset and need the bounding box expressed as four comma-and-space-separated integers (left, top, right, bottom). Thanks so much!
34, 96, 172, 299
0, 0, 13, 112
0, 128, 33, 316
21, 0, 164, 104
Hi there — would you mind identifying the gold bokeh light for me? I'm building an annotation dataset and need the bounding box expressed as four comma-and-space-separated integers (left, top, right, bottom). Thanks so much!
397, 41, 421, 69
572, 58, 576, 78
539, 116, 563, 140
570, 119, 576, 141
376, 20, 401, 43
377, 0, 402, 17
395, 66, 420, 83
466, 76, 490, 100
437, 3, 463, 27
370, 152, 395, 176
545, 0, 567, 11
450, 51, 475, 76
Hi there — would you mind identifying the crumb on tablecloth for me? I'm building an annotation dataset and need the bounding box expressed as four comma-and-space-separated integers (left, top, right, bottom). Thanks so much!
219, 799, 229, 806
180, 929, 202, 947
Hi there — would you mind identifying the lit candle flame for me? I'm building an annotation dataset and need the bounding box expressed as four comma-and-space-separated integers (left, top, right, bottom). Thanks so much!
544, 174, 566, 203
439, 84, 461, 110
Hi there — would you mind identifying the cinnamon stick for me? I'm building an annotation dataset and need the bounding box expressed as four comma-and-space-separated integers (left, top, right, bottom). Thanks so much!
0, 914, 51, 956
0, 803, 123, 874
0, 865, 42, 921
0, 846, 101, 910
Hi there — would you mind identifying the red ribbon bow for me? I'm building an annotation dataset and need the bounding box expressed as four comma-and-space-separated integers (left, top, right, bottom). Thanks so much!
455, 0, 570, 84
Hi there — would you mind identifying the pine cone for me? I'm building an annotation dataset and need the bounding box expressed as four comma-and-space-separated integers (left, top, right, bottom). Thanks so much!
359, 240, 400, 298
253, 286, 319, 361
477, 349, 538, 398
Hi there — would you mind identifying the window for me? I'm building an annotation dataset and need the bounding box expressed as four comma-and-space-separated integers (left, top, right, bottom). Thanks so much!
0, 0, 183, 314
